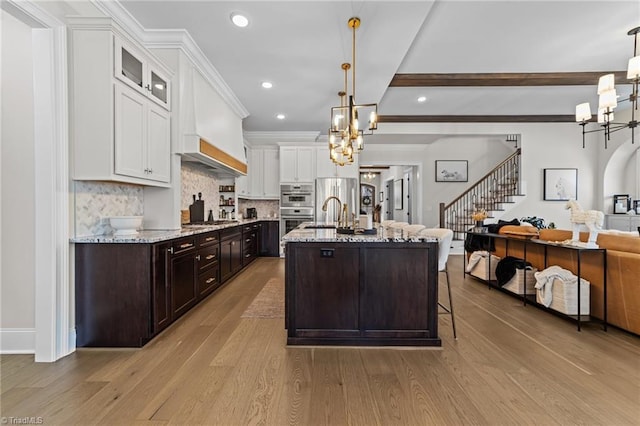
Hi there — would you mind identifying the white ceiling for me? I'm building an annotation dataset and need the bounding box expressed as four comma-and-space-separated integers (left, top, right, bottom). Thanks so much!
118, 0, 640, 141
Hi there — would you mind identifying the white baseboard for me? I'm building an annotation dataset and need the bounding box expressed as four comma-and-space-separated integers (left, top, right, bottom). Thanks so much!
0, 328, 36, 354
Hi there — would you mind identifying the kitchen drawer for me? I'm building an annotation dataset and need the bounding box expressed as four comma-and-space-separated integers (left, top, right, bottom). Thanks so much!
221, 226, 241, 240
198, 267, 219, 299
197, 232, 219, 248
243, 248, 255, 265
170, 237, 196, 255
198, 245, 219, 271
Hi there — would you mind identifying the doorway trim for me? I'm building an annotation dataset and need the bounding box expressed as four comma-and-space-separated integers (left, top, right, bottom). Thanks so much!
365, 161, 423, 225
6, 0, 73, 362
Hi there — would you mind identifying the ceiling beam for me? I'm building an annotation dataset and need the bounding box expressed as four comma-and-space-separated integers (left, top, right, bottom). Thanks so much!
379, 115, 581, 123
389, 72, 629, 87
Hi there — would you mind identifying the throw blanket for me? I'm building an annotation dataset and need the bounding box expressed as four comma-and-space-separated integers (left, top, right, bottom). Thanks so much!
464, 219, 520, 252
534, 266, 578, 307
495, 256, 532, 286
466, 250, 493, 272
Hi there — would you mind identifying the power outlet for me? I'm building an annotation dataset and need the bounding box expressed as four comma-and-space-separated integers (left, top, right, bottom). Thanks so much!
320, 248, 334, 258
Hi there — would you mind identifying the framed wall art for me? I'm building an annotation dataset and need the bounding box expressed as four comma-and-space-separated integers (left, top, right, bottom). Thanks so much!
435, 160, 468, 182
543, 168, 578, 201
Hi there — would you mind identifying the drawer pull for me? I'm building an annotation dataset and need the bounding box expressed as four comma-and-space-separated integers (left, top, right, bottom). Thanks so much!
206, 254, 215, 260
179, 243, 194, 249
205, 277, 215, 284
205, 237, 216, 242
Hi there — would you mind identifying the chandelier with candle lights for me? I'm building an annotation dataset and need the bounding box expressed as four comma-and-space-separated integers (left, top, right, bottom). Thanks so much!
328, 17, 378, 166
575, 26, 639, 148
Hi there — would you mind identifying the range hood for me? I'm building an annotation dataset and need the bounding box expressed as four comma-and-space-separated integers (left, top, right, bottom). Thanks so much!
182, 135, 247, 177
180, 66, 248, 177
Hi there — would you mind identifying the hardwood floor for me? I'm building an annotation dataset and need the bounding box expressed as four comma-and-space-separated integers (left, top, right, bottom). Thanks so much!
2, 256, 639, 425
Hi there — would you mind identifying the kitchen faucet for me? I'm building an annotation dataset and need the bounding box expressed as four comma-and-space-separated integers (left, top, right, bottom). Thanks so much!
321, 196, 345, 227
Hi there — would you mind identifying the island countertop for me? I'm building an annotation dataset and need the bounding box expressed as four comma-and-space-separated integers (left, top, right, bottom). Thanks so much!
71, 218, 278, 244
281, 222, 436, 243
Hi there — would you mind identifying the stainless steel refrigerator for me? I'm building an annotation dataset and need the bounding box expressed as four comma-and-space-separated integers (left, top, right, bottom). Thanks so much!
315, 178, 359, 224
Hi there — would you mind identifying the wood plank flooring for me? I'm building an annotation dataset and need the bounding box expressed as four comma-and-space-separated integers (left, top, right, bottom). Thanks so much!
2, 256, 639, 425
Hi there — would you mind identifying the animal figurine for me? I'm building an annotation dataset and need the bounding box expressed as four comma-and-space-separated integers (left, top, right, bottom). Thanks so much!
440, 170, 460, 180
565, 200, 604, 247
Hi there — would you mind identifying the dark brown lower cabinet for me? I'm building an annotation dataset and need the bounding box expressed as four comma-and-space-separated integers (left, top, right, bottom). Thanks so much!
259, 221, 280, 257
285, 241, 441, 347
75, 243, 156, 347
152, 242, 171, 334
75, 222, 270, 347
170, 247, 198, 320
220, 228, 242, 282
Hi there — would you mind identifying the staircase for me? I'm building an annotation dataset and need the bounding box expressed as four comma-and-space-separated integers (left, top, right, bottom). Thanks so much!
439, 148, 523, 241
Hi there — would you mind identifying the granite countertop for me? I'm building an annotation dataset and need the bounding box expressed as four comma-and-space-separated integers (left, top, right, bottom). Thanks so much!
281, 222, 437, 243
71, 217, 279, 244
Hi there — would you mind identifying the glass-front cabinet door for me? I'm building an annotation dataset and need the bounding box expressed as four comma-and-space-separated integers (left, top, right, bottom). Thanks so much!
115, 38, 145, 95
114, 36, 171, 110
150, 69, 170, 107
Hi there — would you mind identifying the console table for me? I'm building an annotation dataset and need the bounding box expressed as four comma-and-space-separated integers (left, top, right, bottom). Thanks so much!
464, 231, 607, 331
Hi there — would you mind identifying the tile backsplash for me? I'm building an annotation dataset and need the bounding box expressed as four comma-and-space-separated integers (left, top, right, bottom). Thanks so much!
181, 162, 226, 220
74, 181, 143, 237
73, 163, 279, 236
238, 199, 280, 219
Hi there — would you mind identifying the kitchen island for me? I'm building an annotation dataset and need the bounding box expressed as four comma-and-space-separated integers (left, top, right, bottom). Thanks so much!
282, 224, 441, 347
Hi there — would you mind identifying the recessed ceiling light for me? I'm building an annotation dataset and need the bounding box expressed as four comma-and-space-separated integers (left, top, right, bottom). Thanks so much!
261, 81, 273, 89
417, 96, 427, 103
230, 13, 249, 28
276, 113, 286, 120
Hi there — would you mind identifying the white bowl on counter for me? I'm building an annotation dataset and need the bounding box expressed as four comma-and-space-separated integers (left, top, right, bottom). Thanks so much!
110, 216, 143, 236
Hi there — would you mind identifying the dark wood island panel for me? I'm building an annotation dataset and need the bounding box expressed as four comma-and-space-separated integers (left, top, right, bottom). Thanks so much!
285, 241, 441, 346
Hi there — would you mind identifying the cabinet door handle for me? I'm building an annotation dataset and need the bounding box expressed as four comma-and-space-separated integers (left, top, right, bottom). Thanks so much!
145, 84, 151, 91
195, 254, 201, 261
148, 168, 153, 174
245, 238, 251, 243
206, 254, 215, 260
168, 247, 174, 254
180, 243, 194, 249
205, 277, 215, 284
245, 254, 251, 258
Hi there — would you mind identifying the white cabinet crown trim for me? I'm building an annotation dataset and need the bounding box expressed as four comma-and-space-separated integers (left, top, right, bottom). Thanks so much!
91, 0, 248, 119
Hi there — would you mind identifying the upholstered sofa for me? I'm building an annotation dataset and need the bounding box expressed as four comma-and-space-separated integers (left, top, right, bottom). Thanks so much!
489, 227, 640, 335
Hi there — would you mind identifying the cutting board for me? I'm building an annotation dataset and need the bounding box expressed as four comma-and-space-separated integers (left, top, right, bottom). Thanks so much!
189, 199, 205, 222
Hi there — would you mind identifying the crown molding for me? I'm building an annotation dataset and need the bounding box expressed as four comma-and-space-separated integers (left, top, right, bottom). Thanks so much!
4, 0, 64, 28
244, 131, 321, 145
91, 0, 249, 119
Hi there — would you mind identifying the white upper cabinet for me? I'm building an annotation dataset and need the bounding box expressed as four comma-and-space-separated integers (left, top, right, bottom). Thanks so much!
115, 37, 170, 110
280, 146, 315, 183
239, 147, 279, 199
262, 148, 280, 198
114, 83, 170, 183
69, 19, 172, 187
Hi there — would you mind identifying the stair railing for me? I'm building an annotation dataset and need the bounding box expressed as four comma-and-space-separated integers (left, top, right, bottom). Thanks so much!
439, 148, 521, 240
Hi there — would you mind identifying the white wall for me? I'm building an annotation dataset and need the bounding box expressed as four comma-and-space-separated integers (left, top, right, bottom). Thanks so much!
375, 123, 601, 230
1, 9, 36, 350
361, 136, 514, 227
